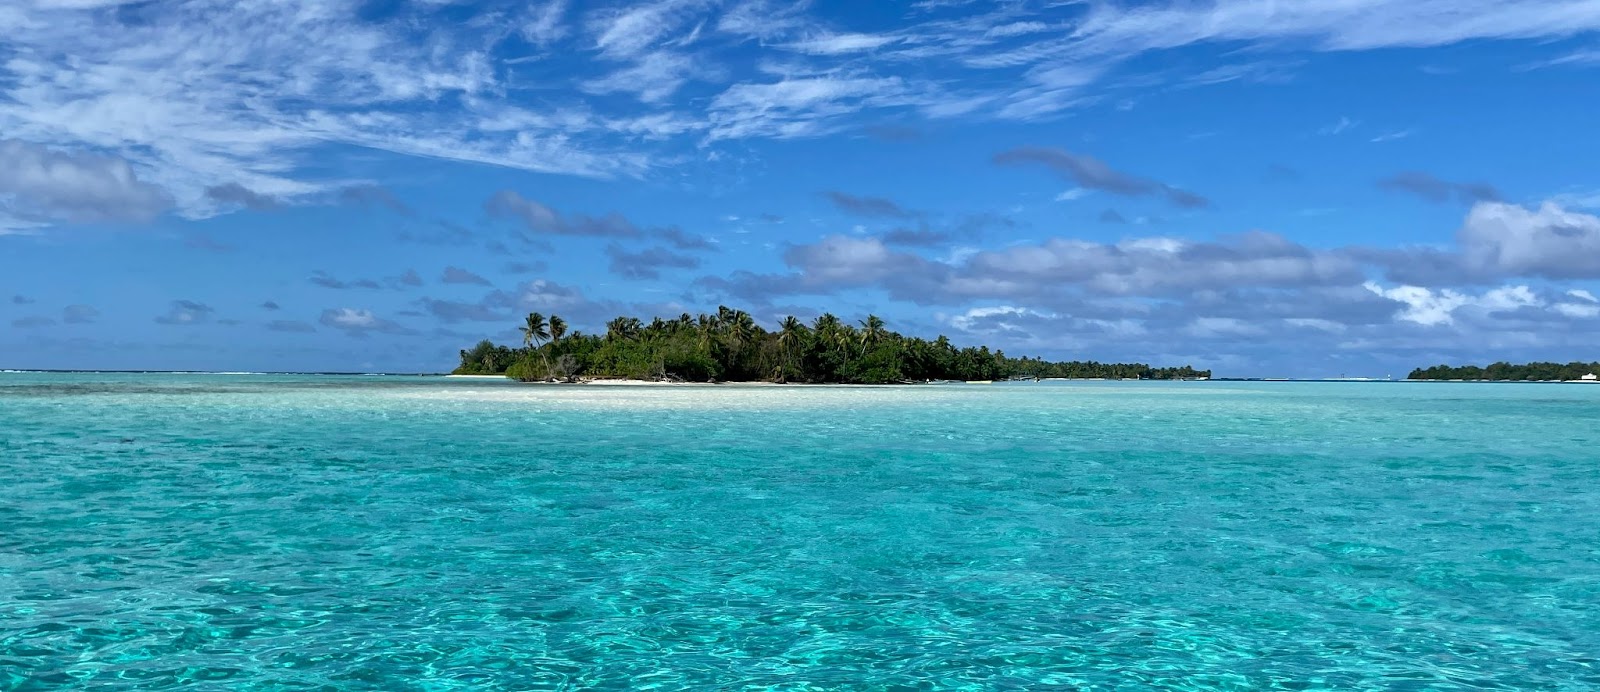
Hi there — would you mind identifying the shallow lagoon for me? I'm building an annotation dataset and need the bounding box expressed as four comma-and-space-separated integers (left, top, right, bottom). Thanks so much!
3, 374, 1598, 688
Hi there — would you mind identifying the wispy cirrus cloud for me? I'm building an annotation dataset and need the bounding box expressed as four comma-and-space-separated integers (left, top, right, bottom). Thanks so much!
8, 0, 1600, 234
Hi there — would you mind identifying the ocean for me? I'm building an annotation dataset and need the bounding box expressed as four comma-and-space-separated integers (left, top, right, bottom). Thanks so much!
3, 373, 1598, 688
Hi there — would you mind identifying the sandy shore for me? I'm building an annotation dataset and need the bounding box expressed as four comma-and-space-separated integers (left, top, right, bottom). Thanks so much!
581, 379, 781, 386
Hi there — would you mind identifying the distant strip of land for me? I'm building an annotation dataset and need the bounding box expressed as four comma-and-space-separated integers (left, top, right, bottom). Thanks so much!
455, 307, 1210, 384
1408, 362, 1600, 382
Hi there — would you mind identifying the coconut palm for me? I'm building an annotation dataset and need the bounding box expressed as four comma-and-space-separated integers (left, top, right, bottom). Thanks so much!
606, 316, 641, 342
859, 314, 887, 356
520, 313, 549, 351
777, 315, 807, 382
519, 313, 551, 379
726, 310, 756, 353
548, 315, 567, 345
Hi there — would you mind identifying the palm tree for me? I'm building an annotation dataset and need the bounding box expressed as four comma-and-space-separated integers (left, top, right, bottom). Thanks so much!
777, 315, 807, 382
520, 313, 551, 379
606, 316, 641, 342
859, 314, 886, 357
726, 310, 756, 352
695, 314, 718, 353
548, 315, 567, 345
520, 313, 549, 351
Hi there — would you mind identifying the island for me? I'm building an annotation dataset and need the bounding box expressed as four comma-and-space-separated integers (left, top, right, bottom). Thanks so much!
455, 307, 1211, 384
1408, 362, 1600, 382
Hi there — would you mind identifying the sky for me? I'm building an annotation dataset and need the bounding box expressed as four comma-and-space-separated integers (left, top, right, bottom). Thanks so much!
3, 0, 1600, 377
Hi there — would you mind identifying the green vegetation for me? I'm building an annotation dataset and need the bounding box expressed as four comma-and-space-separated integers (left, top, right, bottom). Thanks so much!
454, 306, 1210, 383
1408, 362, 1600, 381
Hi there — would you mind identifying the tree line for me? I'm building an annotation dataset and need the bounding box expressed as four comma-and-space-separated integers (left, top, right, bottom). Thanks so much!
455, 307, 1210, 384
1408, 362, 1600, 381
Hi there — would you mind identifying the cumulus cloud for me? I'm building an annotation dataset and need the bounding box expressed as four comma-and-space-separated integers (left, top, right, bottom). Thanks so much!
1456, 202, 1600, 279
0, 139, 170, 226
154, 300, 215, 325
1364, 282, 1546, 327
993, 148, 1208, 208
318, 308, 415, 336
1554, 289, 1600, 319
700, 229, 1369, 311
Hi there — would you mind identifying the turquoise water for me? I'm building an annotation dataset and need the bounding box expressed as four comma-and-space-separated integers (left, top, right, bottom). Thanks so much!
3, 374, 1599, 689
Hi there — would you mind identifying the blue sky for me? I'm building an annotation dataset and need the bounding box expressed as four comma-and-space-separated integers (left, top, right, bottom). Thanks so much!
4, 0, 1600, 376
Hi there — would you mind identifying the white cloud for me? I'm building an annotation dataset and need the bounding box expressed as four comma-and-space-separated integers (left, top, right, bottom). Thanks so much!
319, 307, 414, 335
1458, 201, 1600, 279
582, 51, 701, 103
707, 75, 913, 140
0, 0, 646, 223
1554, 302, 1600, 318
1364, 283, 1470, 326
1524, 47, 1600, 70
1285, 318, 1347, 332
0, 139, 170, 225
323, 308, 378, 329
1370, 128, 1415, 143
8, 0, 1600, 228
985, 21, 1050, 39
783, 32, 901, 55
589, 0, 709, 59
520, 0, 570, 46
948, 305, 1049, 332
1364, 282, 1548, 326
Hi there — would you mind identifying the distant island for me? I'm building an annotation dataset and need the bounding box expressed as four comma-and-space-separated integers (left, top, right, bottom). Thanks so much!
1408, 362, 1600, 382
454, 307, 1211, 384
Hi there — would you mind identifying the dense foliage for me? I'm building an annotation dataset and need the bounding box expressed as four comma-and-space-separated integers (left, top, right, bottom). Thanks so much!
1408, 362, 1600, 381
455, 307, 1210, 384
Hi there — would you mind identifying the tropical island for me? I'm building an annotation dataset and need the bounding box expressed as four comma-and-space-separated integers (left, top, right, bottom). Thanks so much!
1408, 362, 1600, 382
454, 307, 1211, 384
